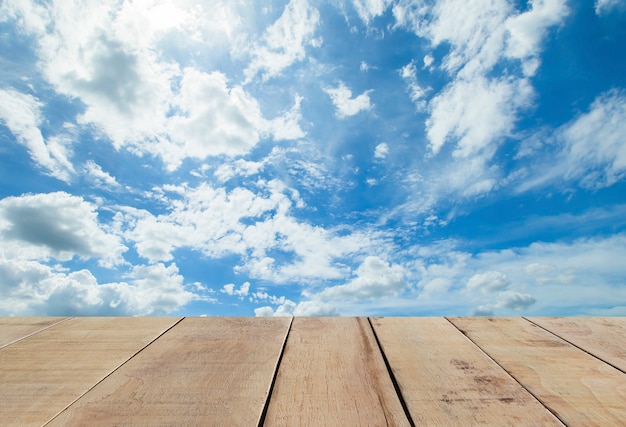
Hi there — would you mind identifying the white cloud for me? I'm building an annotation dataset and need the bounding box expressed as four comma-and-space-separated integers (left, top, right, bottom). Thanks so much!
505, 0, 569, 76
166, 68, 264, 165
0, 192, 126, 267
496, 290, 536, 310
518, 90, 626, 192
399, 62, 428, 110
374, 142, 390, 159
467, 271, 510, 293
84, 160, 120, 189
560, 89, 626, 188
324, 82, 373, 118
427, 76, 534, 157
214, 159, 265, 182
244, 0, 320, 82
595, 0, 626, 14
222, 281, 250, 298
0, 89, 74, 181
0, 258, 194, 315
351, 0, 391, 24
313, 256, 406, 301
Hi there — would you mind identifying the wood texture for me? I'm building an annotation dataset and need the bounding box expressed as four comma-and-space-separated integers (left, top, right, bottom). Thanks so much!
263, 317, 410, 427
370, 317, 562, 426
0, 317, 180, 427
48, 317, 291, 427
528, 317, 626, 373
449, 317, 626, 426
0, 317, 68, 349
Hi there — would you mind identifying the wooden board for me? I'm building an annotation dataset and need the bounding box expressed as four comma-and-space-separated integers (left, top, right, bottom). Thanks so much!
0, 316, 180, 427
527, 317, 626, 374
263, 317, 410, 427
370, 317, 562, 426
48, 317, 291, 426
449, 317, 626, 426
0, 317, 68, 349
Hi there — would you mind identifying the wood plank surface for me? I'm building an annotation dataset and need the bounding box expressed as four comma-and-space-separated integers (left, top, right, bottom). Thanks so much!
263, 317, 410, 427
0, 317, 68, 349
370, 317, 562, 426
449, 317, 626, 426
527, 317, 626, 373
48, 317, 291, 427
0, 317, 180, 427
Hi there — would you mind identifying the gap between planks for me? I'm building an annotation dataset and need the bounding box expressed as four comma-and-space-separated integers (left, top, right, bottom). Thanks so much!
367, 317, 416, 427
257, 316, 293, 427
43, 317, 185, 426
444, 317, 568, 426
0, 317, 73, 350
523, 316, 626, 376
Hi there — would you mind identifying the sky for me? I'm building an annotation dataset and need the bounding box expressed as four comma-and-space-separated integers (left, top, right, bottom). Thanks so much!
0, 0, 625, 317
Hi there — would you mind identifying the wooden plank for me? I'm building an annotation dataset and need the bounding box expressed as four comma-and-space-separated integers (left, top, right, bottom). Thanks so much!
0, 316, 180, 427
370, 317, 562, 426
263, 317, 409, 427
528, 317, 626, 374
449, 317, 626, 426
48, 317, 291, 426
0, 317, 68, 349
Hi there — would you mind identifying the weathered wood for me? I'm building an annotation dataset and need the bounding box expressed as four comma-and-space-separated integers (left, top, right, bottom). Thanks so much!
48, 317, 291, 426
528, 317, 626, 374
370, 317, 562, 426
0, 317, 180, 427
449, 317, 626, 426
0, 317, 68, 349
263, 317, 410, 427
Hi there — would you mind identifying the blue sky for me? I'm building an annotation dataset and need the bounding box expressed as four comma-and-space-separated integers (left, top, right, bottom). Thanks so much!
1, 0, 625, 316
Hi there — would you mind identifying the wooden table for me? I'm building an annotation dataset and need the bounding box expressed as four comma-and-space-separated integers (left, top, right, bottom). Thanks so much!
1, 317, 625, 426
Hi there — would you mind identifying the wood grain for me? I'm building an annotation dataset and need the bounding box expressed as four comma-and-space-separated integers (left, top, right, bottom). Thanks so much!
0, 317, 68, 349
263, 317, 410, 427
0, 316, 180, 427
370, 317, 562, 426
527, 317, 626, 373
48, 317, 291, 427
449, 317, 626, 426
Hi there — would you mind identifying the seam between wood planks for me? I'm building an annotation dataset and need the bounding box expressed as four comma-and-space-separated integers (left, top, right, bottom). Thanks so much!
367, 317, 416, 427
444, 317, 568, 427
41, 316, 186, 427
257, 316, 293, 427
0, 317, 74, 350
523, 317, 626, 376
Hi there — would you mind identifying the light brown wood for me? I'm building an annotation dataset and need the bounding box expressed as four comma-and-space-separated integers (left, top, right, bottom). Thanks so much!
449, 317, 626, 426
370, 317, 562, 426
48, 317, 291, 427
0, 316, 180, 427
0, 317, 68, 348
263, 317, 410, 427
528, 317, 626, 373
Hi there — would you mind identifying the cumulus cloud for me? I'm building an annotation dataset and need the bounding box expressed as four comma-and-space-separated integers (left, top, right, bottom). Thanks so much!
0, 259, 194, 315
467, 271, 510, 293
313, 256, 406, 301
374, 143, 390, 159
0, 89, 74, 181
244, 0, 321, 82
0, 192, 126, 266
222, 281, 250, 298
120, 180, 378, 284
324, 82, 373, 118
496, 290, 536, 310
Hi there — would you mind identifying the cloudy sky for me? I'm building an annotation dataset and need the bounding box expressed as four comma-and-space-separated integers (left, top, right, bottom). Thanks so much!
1, 0, 625, 317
